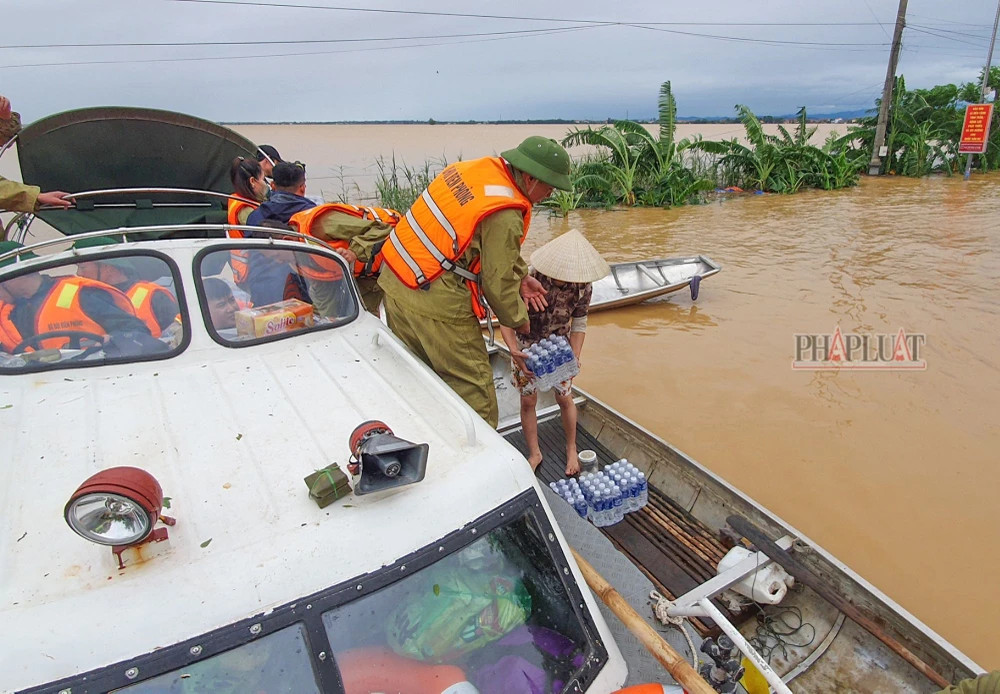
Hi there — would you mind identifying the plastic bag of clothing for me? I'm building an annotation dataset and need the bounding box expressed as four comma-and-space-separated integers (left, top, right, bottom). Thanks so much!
386, 565, 531, 663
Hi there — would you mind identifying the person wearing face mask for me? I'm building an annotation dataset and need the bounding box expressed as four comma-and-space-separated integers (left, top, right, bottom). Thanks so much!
377, 136, 572, 428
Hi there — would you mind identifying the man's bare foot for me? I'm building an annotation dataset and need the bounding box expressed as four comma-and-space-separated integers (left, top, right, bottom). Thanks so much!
565, 450, 580, 476
528, 452, 543, 471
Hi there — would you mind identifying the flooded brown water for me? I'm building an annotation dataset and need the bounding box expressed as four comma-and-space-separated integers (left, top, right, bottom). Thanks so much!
2, 123, 996, 667
524, 176, 1000, 668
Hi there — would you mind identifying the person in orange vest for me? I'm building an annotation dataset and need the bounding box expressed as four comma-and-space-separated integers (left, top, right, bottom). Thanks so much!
227, 156, 270, 294
289, 202, 398, 315
0, 243, 148, 353
73, 237, 180, 339
377, 136, 572, 428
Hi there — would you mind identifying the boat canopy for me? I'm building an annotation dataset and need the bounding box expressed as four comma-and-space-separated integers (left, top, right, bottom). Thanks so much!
14, 107, 258, 235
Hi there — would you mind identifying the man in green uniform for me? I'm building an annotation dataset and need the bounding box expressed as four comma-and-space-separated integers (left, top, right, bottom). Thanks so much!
937, 672, 1000, 694
1, 95, 73, 213
378, 136, 572, 428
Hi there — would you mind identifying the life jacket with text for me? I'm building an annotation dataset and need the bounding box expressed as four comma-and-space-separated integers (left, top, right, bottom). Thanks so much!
227, 195, 259, 288
379, 157, 531, 319
288, 203, 399, 281
126, 281, 178, 338
0, 277, 138, 352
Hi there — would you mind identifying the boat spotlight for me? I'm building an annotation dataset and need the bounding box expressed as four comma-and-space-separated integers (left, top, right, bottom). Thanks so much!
64, 466, 164, 547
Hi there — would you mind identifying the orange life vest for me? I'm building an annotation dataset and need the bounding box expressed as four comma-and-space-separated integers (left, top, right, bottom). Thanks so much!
0, 302, 19, 353
126, 281, 177, 339
0, 277, 138, 352
288, 203, 399, 280
227, 196, 258, 288
379, 157, 532, 318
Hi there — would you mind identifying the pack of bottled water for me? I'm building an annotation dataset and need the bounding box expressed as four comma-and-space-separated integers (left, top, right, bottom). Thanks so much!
523, 334, 580, 391
550, 458, 648, 528
549, 478, 589, 520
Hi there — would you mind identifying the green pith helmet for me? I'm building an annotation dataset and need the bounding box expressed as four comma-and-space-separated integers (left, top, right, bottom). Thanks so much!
0, 241, 36, 269
72, 235, 119, 250
501, 136, 573, 192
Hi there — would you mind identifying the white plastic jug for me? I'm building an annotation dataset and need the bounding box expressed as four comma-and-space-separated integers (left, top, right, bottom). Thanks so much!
717, 546, 793, 605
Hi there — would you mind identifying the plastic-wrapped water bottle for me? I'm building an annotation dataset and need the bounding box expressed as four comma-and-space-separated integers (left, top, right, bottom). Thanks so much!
549, 482, 558, 493
635, 472, 648, 509
610, 486, 624, 524
573, 494, 588, 519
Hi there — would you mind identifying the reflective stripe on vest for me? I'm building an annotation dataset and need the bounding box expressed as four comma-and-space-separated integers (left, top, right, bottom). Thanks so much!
0, 277, 139, 351
380, 156, 532, 290
127, 281, 176, 338
288, 203, 398, 279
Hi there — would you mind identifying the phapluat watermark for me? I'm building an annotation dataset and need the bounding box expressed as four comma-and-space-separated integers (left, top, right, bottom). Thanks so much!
793, 327, 927, 371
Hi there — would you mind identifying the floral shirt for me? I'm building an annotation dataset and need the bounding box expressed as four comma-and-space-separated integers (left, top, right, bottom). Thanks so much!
520, 270, 592, 346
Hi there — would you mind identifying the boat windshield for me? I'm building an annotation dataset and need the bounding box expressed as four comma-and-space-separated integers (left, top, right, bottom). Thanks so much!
196, 245, 359, 346
112, 624, 320, 693
0, 251, 186, 373
321, 509, 595, 693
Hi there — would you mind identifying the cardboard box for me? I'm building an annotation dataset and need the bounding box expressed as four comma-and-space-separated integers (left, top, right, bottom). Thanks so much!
236, 299, 315, 338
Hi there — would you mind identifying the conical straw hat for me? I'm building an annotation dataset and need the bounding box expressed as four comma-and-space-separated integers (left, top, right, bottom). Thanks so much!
530, 229, 610, 283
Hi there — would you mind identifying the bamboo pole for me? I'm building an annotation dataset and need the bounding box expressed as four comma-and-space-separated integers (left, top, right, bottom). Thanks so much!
570, 548, 717, 694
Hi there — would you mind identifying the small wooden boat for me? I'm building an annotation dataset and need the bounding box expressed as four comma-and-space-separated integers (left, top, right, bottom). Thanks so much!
590, 256, 720, 312
490, 346, 981, 692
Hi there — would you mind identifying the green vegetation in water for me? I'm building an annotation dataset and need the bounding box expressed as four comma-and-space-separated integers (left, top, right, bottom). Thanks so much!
374, 153, 450, 211
837, 68, 1000, 177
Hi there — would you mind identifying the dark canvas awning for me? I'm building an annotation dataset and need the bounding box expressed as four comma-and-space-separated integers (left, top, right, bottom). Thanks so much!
15, 107, 259, 235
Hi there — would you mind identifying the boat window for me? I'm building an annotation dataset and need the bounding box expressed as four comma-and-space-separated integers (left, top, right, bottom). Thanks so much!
197, 245, 359, 346
322, 510, 593, 694
111, 623, 320, 693
0, 251, 187, 373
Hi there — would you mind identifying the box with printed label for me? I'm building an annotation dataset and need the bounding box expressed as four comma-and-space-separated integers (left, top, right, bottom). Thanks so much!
235, 299, 315, 338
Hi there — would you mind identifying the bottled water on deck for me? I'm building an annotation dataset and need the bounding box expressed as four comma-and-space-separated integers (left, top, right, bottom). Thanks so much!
635, 472, 648, 509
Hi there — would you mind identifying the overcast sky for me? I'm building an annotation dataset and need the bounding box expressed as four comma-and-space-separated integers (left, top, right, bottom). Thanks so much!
2, 0, 998, 123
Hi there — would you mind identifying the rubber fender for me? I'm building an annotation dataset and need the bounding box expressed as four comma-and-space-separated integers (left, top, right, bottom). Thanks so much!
336, 646, 477, 694
689, 275, 701, 301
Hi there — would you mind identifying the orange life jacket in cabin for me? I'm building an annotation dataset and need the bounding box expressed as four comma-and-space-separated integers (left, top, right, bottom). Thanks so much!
379, 157, 531, 319
227, 195, 259, 288
0, 277, 138, 352
126, 281, 177, 339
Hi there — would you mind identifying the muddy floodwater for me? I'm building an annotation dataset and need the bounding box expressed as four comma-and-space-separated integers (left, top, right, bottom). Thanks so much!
2, 123, 996, 667
523, 176, 1000, 668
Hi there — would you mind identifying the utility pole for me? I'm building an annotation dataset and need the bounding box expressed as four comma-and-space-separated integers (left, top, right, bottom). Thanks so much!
963, 0, 1000, 180
868, 0, 909, 176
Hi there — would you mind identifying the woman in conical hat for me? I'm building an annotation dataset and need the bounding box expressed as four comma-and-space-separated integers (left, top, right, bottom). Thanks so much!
498, 229, 610, 476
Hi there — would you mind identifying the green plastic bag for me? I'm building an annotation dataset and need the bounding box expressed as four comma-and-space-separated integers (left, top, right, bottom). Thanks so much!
386, 565, 531, 662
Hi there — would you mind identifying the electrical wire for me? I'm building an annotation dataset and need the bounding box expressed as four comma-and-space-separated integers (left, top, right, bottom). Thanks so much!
0, 25, 602, 70
907, 26, 991, 48
0, 26, 597, 49
859, 0, 892, 41
159, 0, 893, 27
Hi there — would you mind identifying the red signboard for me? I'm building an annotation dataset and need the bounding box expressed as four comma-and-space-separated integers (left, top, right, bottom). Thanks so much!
959, 103, 994, 154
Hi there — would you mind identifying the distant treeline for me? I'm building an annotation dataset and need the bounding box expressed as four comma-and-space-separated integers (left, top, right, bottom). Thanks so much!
224, 115, 857, 127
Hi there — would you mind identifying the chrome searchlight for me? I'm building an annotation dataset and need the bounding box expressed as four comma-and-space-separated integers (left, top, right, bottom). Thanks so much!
64, 467, 164, 547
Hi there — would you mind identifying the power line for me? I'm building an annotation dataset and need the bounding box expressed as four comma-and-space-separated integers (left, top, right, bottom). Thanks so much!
0, 25, 601, 69
159, 0, 890, 27
628, 24, 888, 47
908, 23, 993, 40
907, 25, 990, 47
860, 0, 892, 40
0, 26, 590, 49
